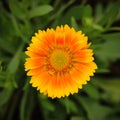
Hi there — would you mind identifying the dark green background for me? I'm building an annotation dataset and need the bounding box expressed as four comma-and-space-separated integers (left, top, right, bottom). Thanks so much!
0, 0, 120, 120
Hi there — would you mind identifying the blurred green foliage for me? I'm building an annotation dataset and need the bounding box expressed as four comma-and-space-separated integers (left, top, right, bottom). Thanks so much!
0, 0, 120, 120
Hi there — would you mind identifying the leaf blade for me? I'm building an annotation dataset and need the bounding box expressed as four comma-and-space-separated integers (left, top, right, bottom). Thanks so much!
28, 5, 53, 19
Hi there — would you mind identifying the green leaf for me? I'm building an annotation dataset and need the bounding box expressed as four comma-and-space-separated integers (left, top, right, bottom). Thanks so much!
60, 98, 78, 114
76, 96, 112, 120
71, 116, 85, 120
98, 1, 120, 27
20, 85, 34, 120
7, 43, 24, 74
71, 17, 79, 30
38, 94, 56, 120
94, 3, 103, 23
40, 0, 51, 4
83, 5, 92, 18
59, 5, 84, 25
10, 15, 30, 44
9, 0, 27, 20
82, 5, 93, 27
6, 43, 24, 88
65, 5, 84, 20
93, 33, 120, 73
0, 38, 15, 54
93, 77, 120, 103
38, 94, 55, 112
6, 92, 20, 120
0, 43, 24, 107
94, 33, 120, 62
50, 0, 75, 27
0, 82, 14, 107
28, 5, 53, 19
83, 82, 100, 100
0, 72, 6, 87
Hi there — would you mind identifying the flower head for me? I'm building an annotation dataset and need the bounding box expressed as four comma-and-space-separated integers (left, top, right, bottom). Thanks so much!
25, 25, 97, 98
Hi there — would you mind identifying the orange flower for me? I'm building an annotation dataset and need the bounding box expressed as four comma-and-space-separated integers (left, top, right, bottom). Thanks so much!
25, 25, 97, 98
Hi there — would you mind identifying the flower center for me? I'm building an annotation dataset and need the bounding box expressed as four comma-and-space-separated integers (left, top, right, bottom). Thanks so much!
50, 50, 69, 70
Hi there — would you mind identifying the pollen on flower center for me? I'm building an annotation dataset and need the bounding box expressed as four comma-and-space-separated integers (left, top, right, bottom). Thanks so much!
50, 50, 69, 70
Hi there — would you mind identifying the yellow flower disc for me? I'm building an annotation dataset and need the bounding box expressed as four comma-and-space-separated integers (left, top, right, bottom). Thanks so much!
50, 50, 69, 70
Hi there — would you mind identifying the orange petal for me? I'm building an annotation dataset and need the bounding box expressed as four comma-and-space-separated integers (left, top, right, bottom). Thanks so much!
25, 57, 44, 70
75, 49, 94, 63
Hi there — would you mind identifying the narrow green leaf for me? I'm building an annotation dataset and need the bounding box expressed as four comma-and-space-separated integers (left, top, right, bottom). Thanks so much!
82, 5, 93, 27
71, 17, 79, 30
20, 90, 27, 120
0, 82, 14, 107
94, 3, 103, 23
7, 43, 24, 74
20, 85, 34, 120
0, 71, 6, 87
60, 98, 78, 114
0, 43, 24, 107
28, 5, 53, 19
6, 93, 19, 120
98, 1, 120, 27
83, 5, 92, 18
7, 43, 24, 88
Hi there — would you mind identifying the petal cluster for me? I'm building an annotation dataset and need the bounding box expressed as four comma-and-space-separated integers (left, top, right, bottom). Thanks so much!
25, 25, 97, 98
